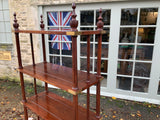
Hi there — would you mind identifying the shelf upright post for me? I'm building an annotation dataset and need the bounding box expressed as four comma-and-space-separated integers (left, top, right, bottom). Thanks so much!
30, 33, 38, 95
40, 15, 48, 92
86, 35, 91, 120
96, 8, 104, 119
13, 13, 28, 120
70, 3, 79, 120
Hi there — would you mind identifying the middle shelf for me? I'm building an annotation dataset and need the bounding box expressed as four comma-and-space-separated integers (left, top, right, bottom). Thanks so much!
17, 62, 103, 95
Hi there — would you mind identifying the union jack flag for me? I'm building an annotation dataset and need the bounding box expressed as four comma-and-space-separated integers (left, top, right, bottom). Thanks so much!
48, 11, 72, 50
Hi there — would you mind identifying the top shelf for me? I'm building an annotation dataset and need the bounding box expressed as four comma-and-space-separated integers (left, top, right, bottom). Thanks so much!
13, 30, 106, 36
17, 62, 103, 95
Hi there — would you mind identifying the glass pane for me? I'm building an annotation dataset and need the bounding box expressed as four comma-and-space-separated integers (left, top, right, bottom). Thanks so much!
49, 42, 60, 55
95, 28, 110, 42
80, 10, 94, 25
5, 22, 11, 32
121, 8, 138, 25
62, 57, 72, 68
101, 75, 107, 87
80, 58, 93, 71
96, 9, 111, 25
80, 27, 93, 42
139, 8, 158, 25
117, 76, 131, 90
0, 1, 2, 10
95, 60, 108, 73
62, 43, 72, 55
157, 81, 160, 95
138, 27, 156, 44
50, 56, 60, 64
48, 12, 58, 26
118, 45, 134, 59
60, 11, 72, 26
3, 11, 10, 22
136, 46, 153, 61
0, 11, 4, 21
134, 62, 151, 77
117, 61, 133, 75
95, 44, 108, 58
80, 43, 93, 57
0, 22, 5, 32
133, 78, 149, 93
2, 0, 9, 9
119, 28, 136, 43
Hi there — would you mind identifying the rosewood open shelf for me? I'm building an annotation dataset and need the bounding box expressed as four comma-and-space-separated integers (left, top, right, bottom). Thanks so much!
13, 3, 105, 120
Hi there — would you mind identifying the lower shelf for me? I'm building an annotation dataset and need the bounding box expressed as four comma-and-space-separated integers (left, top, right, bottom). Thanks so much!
24, 92, 97, 120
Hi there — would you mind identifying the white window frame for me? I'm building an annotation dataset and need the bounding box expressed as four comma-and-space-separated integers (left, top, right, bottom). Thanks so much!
40, 1, 160, 104
0, 0, 12, 44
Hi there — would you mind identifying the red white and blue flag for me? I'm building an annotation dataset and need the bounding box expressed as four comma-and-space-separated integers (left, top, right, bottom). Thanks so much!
48, 11, 72, 50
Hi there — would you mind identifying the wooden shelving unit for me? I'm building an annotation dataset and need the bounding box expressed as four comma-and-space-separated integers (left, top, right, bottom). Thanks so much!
13, 3, 105, 120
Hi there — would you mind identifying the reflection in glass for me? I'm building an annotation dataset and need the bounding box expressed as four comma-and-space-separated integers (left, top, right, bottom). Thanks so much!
47, 12, 58, 26
80, 58, 93, 71
95, 44, 108, 58
47, 11, 72, 26
62, 57, 72, 68
95, 60, 108, 73
134, 62, 151, 77
117, 61, 133, 75
118, 45, 134, 59
121, 8, 138, 25
96, 9, 111, 25
119, 28, 136, 43
49, 42, 60, 55
80, 11, 94, 25
133, 78, 149, 93
62, 43, 72, 55
136, 46, 153, 61
138, 27, 155, 44
80, 28, 93, 42
50, 56, 60, 64
117, 76, 131, 90
80, 43, 93, 57
157, 81, 160, 95
95, 28, 110, 42
101, 75, 107, 87
139, 8, 158, 25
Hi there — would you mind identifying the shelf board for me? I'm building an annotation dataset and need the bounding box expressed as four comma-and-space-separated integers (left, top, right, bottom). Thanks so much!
24, 91, 96, 120
18, 62, 103, 95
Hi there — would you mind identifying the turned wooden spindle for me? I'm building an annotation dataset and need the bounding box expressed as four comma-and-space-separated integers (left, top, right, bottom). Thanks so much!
13, 13, 19, 30
97, 8, 104, 31
70, 3, 78, 32
13, 13, 28, 120
40, 15, 45, 30
96, 8, 104, 119
40, 15, 48, 92
70, 3, 79, 120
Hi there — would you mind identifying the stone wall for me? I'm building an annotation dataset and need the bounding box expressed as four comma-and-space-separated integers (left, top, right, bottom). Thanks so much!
0, 0, 40, 80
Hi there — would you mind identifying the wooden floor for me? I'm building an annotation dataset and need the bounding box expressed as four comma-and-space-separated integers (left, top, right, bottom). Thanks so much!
18, 62, 103, 95
24, 91, 97, 120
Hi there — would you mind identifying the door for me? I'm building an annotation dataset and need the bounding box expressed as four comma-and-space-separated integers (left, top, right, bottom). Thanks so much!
41, 1, 160, 103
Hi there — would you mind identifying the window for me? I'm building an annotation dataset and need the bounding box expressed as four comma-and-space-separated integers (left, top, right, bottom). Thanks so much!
117, 8, 158, 93
80, 9, 111, 87
47, 11, 72, 68
0, 0, 12, 44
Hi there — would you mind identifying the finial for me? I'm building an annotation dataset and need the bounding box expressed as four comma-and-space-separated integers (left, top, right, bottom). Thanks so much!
97, 8, 104, 30
40, 15, 45, 30
13, 12, 19, 30
70, 2, 78, 32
